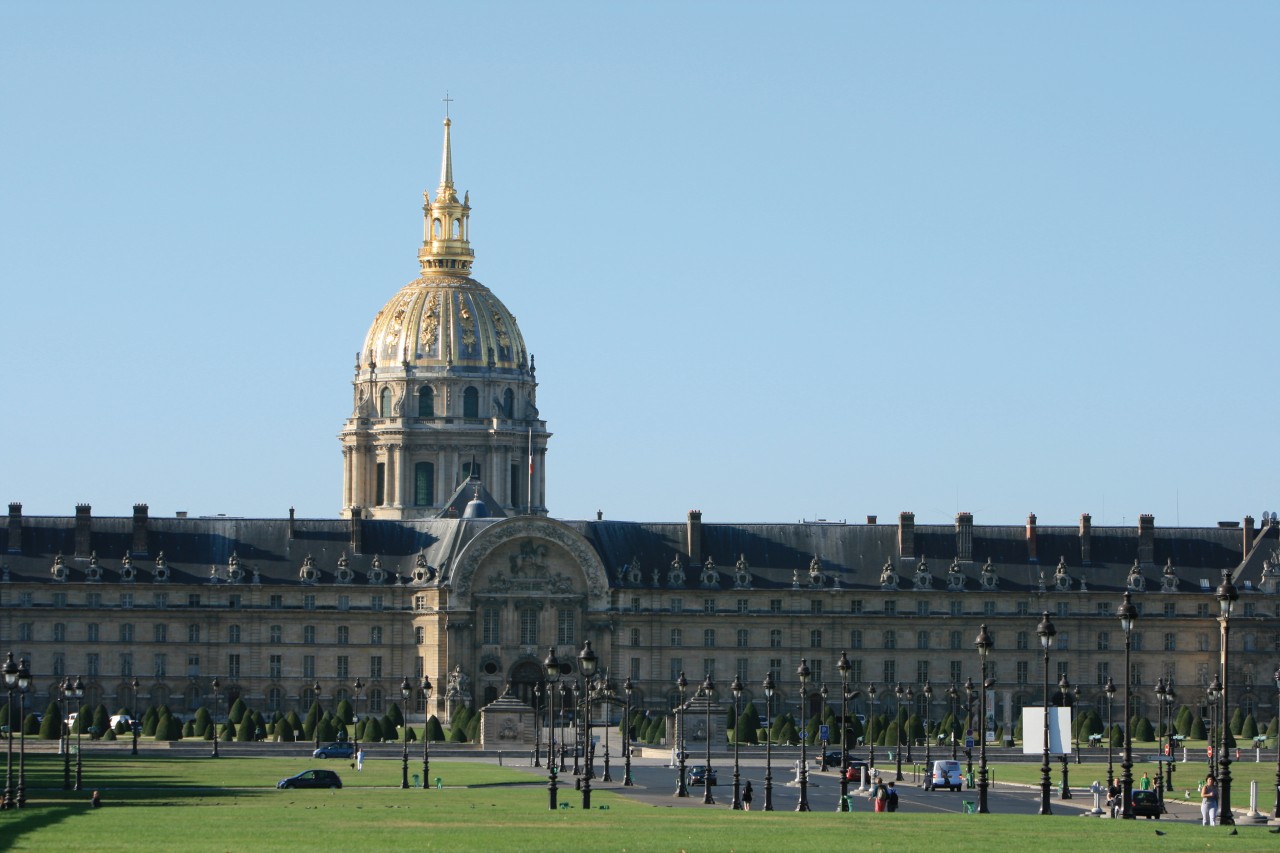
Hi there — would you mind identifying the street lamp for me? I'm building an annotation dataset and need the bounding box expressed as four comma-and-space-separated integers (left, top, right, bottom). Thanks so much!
905, 684, 915, 766
796, 659, 812, 811
867, 682, 879, 773
1058, 674, 1073, 799
622, 676, 634, 786
602, 679, 614, 782
762, 670, 775, 811
1162, 681, 1176, 807
836, 651, 852, 811
975, 624, 993, 814
1117, 590, 1137, 819
964, 676, 976, 785
947, 683, 960, 760
1036, 611, 1057, 815
577, 640, 597, 810
131, 676, 141, 756
700, 673, 716, 806
674, 670, 689, 797
1208, 674, 1222, 784
352, 676, 364, 768
2, 652, 18, 810
819, 683, 829, 772
1104, 675, 1116, 786
893, 681, 906, 782
922, 681, 934, 774
312, 681, 322, 752
730, 673, 744, 809
59, 679, 71, 791
543, 648, 560, 810
210, 676, 221, 758
1073, 683, 1082, 764
399, 676, 412, 789
13, 658, 30, 808
532, 681, 542, 769
1154, 677, 1167, 807
70, 675, 85, 791
559, 682, 571, 773
421, 674, 433, 791
1273, 666, 1280, 819
1214, 571, 1238, 827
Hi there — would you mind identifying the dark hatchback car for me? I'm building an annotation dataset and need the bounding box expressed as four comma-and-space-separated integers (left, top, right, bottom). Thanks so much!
687, 766, 718, 786
1131, 790, 1161, 818
313, 742, 355, 759
278, 769, 343, 789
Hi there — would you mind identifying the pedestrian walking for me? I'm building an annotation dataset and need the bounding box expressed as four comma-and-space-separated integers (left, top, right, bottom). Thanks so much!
873, 778, 888, 812
1200, 774, 1218, 826
356, 747, 365, 772
742, 781, 753, 811
886, 780, 899, 812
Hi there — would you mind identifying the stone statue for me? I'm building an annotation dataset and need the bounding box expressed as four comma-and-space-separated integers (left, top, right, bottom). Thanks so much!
979, 557, 998, 590
879, 559, 898, 590
734, 554, 751, 589
912, 557, 932, 590
1053, 556, 1072, 591
1126, 559, 1145, 592
668, 555, 685, 587
700, 556, 719, 588
946, 558, 965, 591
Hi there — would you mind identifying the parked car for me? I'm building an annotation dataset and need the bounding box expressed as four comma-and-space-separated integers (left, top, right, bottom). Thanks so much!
277, 769, 343, 789
926, 759, 964, 791
313, 742, 354, 759
109, 714, 132, 730
1131, 790, 1161, 819
687, 766, 718, 787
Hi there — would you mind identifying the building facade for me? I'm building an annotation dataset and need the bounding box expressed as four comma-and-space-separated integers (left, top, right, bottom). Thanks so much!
4, 120, 1280, 732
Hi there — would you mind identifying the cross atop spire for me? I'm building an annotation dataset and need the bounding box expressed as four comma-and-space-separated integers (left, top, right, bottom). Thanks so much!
442, 91, 453, 119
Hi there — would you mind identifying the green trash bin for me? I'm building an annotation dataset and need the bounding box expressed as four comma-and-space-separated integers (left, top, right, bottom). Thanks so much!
434, 776, 443, 790
412, 774, 421, 788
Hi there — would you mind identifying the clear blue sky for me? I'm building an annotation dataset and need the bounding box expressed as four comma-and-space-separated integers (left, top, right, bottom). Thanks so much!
2, 2, 1276, 528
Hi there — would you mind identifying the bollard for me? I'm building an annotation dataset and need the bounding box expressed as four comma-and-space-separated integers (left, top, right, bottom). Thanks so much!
498, 751, 503, 767
1246, 780, 1264, 821
1089, 789, 1104, 816
434, 776, 442, 790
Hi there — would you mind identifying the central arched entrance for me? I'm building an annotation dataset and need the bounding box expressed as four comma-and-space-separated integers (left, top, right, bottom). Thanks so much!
508, 658, 545, 707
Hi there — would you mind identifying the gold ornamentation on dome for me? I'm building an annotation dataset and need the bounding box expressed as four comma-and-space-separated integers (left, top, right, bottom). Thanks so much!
492, 310, 511, 349
457, 293, 477, 348
419, 292, 440, 355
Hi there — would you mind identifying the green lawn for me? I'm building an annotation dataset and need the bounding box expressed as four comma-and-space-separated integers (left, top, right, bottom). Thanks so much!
0, 752, 1274, 851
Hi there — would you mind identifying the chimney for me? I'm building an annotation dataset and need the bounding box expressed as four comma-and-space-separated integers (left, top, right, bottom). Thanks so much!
349, 506, 364, 555
131, 504, 149, 557
75, 504, 92, 557
866, 515, 877, 525
686, 510, 703, 565
288, 506, 296, 540
1138, 514, 1155, 565
955, 512, 973, 562
898, 512, 915, 560
1243, 515, 1255, 554
1026, 513, 1038, 563
7, 502, 22, 554
1079, 513, 1092, 566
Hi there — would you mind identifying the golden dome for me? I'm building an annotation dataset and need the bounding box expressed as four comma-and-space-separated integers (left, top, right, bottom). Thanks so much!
361, 274, 527, 370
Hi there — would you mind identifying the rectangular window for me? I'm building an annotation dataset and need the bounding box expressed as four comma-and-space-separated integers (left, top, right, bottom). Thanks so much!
704, 628, 716, 647
186, 593, 199, 607
371, 626, 383, 645
883, 660, 896, 683
630, 657, 642, 680
51, 591, 67, 608
769, 629, 782, 649
270, 624, 282, 643
557, 609, 575, 645
120, 652, 133, 677
1096, 632, 1109, 651
1016, 661, 1028, 684
304, 595, 316, 611
370, 656, 383, 678
228, 654, 240, 678
1131, 633, 1143, 652
52, 653, 65, 677
949, 630, 961, 650
1163, 632, 1176, 651
950, 601, 962, 617
337, 595, 350, 611
1129, 662, 1142, 686
736, 629, 749, 648
1163, 602, 1176, 618
1056, 661, 1069, 680
415, 626, 424, 645
1058, 632, 1069, 650
630, 628, 641, 647
1056, 601, 1069, 617
154, 592, 168, 608
86, 653, 100, 677
670, 658, 683, 682
228, 593, 241, 609
736, 658, 749, 683
883, 630, 896, 650
950, 660, 962, 684
303, 656, 316, 679
848, 659, 863, 683
270, 594, 283, 609
337, 626, 349, 645
87, 623, 100, 643
670, 597, 683, 613
188, 624, 200, 643
770, 599, 783, 613
703, 658, 715, 678
631, 597, 640, 612
704, 598, 716, 614
301, 625, 314, 644
737, 599, 748, 614
154, 624, 168, 643
850, 599, 864, 615
811, 659, 823, 683
19, 592, 32, 607
1095, 660, 1109, 685
269, 654, 282, 679
1016, 631, 1029, 651
414, 595, 426, 612
1016, 601, 1029, 616
884, 600, 897, 616
916, 600, 929, 616
671, 628, 683, 646
850, 629, 862, 649
154, 654, 167, 678
227, 624, 240, 644
811, 600, 823, 615
185, 654, 199, 677
519, 610, 538, 645
916, 660, 928, 683
336, 655, 349, 679
18, 623, 32, 642
482, 607, 500, 644
120, 623, 134, 643
119, 592, 132, 609
87, 592, 102, 608
371, 595, 384, 612
917, 630, 929, 650
809, 629, 822, 648
1198, 633, 1210, 651
982, 601, 996, 616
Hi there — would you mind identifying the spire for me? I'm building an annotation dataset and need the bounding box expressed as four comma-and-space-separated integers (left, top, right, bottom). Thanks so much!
419, 113, 474, 275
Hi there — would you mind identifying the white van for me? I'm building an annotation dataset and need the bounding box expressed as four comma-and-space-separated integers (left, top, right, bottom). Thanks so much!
927, 759, 963, 791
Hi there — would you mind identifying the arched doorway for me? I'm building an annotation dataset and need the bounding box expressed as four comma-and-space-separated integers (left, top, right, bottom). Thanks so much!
508, 658, 544, 706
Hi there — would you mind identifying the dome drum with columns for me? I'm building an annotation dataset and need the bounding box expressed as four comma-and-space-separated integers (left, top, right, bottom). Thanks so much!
340, 118, 551, 520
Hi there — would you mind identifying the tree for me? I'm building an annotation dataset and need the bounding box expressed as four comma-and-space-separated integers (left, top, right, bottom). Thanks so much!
23, 712, 39, 736
221, 719, 236, 741
304, 701, 322, 739
363, 717, 384, 743
1241, 713, 1258, 740
317, 716, 338, 743
194, 707, 212, 738
805, 713, 821, 745
465, 714, 480, 742
405, 726, 418, 743
183, 719, 195, 738
1229, 706, 1244, 736
39, 702, 61, 741
336, 699, 354, 725
92, 704, 110, 740
427, 715, 446, 742
228, 698, 248, 725
1133, 717, 1155, 742
734, 707, 758, 745
1189, 714, 1207, 741
387, 702, 404, 729
778, 719, 800, 745
1175, 705, 1193, 737
143, 707, 160, 737
156, 714, 184, 741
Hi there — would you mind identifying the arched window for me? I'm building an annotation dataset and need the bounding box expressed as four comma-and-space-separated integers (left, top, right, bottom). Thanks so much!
414, 462, 434, 507
463, 386, 479, 418
433, 219, 442, 239
368, 688, 384, 714
452, 218, 461, 238
267, 687, 283, 712
379, 388, 392, 417
461, 460, 481, 480
502, 388, 514, 418
418, 386, 434, 417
